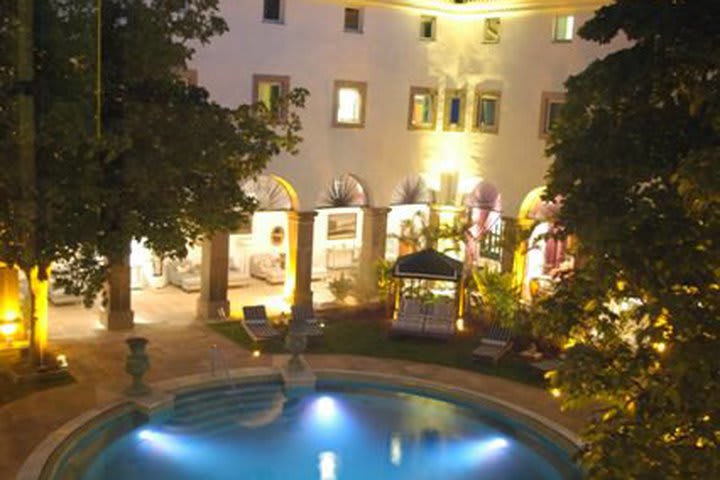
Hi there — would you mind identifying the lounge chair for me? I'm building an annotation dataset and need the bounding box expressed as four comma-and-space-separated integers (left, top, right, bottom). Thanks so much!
241, 305, 281, 341
423, 300, 455, 339
390, 298, 426, 337
472, 323, 514, 363
290, 305, 324, 337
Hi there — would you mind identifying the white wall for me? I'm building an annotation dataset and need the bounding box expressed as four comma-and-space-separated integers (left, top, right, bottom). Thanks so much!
192, 0, 623, 214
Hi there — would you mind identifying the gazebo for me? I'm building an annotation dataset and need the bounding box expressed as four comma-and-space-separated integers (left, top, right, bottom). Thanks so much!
391, 249, 466, 328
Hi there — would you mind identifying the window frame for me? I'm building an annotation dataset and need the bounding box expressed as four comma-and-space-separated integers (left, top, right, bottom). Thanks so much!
419, 15, 437, 41
407, 86, 438, 131
552, 14, 575, 42
443, 88, 467, 132
344, 6, 364, 33
262, 0, 285, 24
252, 74, 290, 121
473, 89, 501, 134
332, 80, 368, 128
483, 17, 501, 44
539, 91, 566, 138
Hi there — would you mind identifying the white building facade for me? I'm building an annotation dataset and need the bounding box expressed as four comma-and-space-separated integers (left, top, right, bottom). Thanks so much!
193, 0, 618, 214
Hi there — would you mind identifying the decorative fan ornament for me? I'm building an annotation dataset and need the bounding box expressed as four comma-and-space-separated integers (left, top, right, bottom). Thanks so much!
318, 174, 368, 207
390, 175, 433, 205
242, 175, 293, 211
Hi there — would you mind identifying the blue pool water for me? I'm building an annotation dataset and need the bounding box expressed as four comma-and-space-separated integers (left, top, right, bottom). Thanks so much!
80, 386, 577, 479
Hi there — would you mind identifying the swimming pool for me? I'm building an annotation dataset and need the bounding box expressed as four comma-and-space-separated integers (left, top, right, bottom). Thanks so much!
74, 379, 578, 479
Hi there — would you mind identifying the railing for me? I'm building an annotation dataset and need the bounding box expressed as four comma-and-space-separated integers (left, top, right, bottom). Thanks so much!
477, 216, 504, 262
209, 344, 238, 392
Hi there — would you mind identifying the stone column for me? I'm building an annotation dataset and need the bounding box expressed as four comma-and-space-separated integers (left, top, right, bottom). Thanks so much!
287, 211, 316, 308
357, 207, 390, 296
196, 232, 230, 321
102, 254, 134, 330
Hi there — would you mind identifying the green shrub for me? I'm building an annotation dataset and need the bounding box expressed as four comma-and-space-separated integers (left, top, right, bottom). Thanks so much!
328, 274, 354, 303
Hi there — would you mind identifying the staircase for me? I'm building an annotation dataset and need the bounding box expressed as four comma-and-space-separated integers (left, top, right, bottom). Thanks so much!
163, 382, 288, 436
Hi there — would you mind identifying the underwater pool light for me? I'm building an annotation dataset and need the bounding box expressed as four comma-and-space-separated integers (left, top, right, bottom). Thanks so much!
314, 396, 337, 421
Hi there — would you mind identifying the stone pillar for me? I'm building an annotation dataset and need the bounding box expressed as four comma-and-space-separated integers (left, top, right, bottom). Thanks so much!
358, 207, 390, 296
287, 211, 316, 308
101, 255, 134, 330
196, 232, 230, 321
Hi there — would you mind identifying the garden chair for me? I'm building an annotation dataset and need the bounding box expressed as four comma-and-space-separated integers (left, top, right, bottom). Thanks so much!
472, 323, 514, 363
290, 304, 324, 337
241, 305, 281, 341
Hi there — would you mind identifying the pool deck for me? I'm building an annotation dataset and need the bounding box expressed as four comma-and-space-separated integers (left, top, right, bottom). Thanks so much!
0, 320, 587, 479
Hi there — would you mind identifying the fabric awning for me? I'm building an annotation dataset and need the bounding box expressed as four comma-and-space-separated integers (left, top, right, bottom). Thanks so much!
392, 249, 463, 282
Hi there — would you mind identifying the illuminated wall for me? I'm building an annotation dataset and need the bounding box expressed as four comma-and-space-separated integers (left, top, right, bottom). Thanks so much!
192, 0, 621, 212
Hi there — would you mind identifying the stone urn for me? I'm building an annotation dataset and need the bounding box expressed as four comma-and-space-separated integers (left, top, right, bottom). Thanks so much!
125, 337, 150, 396
284, 319, 307, 372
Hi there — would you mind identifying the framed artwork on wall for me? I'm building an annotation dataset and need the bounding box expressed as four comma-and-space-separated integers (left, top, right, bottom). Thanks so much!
327, 213, 357, 240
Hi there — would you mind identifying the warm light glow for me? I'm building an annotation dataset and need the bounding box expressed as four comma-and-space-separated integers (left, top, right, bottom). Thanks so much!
252, 350, 261, 358
456, 318, 465, 332
0, 322, 17, 339
653, 342, 667, 353
320, 322, 326, 328
56, 354, 68, 368
337, 88, 361, 124
3, 310, 18, 322
550, 388, 562, 398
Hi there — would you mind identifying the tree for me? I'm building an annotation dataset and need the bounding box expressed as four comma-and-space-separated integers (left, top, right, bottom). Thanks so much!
0, 1, 307, 362
535, 1, 719, 477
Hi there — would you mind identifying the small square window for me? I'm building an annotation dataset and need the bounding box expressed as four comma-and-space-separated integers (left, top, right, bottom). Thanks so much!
540, 91, 566, 137
344, 7, 363, 33
263, 0, 284, 23
253, 74, 290, 120
420, 16, 436, 41
474, 91, 501, 133
443, 89, 466, 131
408, 87, 437, 130
553, 15, 574, 42
333, 80, 367, 128
483, 18, 501, 44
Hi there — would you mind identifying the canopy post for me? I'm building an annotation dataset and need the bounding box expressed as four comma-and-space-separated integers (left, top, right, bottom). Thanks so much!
456, 274, 466, 331
393, 278, 401, 320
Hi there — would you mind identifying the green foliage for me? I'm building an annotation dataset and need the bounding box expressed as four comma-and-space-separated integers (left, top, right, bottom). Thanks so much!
471, 268, 526, 331
393, 210, 470, 255
538, 1, 720, 477
328, 274, 354, 303
0, 1, 307, 306
375, 258, 394, 296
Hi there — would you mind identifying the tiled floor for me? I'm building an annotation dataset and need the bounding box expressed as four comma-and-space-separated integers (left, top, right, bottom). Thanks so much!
1, 289, 587, 480
48, 278, 338, 339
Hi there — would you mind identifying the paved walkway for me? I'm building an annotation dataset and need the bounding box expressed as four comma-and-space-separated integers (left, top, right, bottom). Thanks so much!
0, 320, 585, 479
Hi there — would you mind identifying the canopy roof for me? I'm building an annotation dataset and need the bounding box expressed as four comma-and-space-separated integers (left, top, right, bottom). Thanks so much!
392, 249, 463, 282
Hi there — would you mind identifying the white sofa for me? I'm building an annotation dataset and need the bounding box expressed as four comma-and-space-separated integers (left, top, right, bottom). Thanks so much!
167, 258, 250, 292
249, 253, 285, 284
